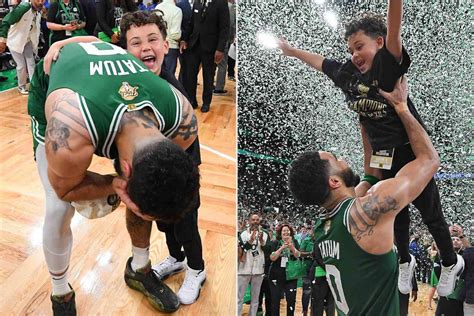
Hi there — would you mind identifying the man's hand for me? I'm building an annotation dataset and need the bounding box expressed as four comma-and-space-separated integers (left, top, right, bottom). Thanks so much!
214, 50, 224, 64
379, 76, 409, 112
277, 38, 296, 57
112, 160, 155, 221
0, 41, 6, 53
179, 41, 187, 54
411, 290, 417, 302
64, 24, 76, 32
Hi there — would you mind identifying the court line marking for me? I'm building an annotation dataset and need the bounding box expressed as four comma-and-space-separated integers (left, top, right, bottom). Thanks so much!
200, 144, 236, 162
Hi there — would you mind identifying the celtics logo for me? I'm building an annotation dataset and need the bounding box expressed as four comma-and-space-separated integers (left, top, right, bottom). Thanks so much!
118, 82, 139, 101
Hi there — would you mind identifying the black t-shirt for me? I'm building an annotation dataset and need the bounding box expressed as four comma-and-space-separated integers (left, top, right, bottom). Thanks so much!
47, 0, 86, 44
268, 239, 300, 280
322, 45, 426, 150
160, 69, 202, 165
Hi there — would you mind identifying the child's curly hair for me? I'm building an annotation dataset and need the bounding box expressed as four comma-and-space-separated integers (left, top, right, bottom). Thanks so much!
344, 13, 387, 41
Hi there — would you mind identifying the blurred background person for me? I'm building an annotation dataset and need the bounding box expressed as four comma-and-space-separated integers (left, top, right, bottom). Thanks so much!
212, 0, 235, 95
94, 0, 136, 44
46, 0, 86, 45
180, 0, 229, 112
238, 213, 268, 316
154, 0, 182, 77
0, 0, 44, 94
268, 223, 301, 316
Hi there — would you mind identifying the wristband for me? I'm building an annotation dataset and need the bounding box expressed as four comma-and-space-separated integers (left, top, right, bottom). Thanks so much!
362, 175, 380, 186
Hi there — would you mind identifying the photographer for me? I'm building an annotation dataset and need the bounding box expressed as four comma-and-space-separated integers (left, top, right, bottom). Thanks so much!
238, 213, 268, 316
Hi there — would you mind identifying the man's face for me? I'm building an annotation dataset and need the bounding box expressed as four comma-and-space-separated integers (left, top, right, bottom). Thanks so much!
32, 0, 45, 11
319, 151, 360, 187
250, 215, 260, 226
126, 24, 169, 75
347, 30, 384, 74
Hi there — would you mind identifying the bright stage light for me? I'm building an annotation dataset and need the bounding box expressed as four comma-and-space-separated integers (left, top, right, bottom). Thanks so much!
323, 11, 338, 29
256, 31, 278, 49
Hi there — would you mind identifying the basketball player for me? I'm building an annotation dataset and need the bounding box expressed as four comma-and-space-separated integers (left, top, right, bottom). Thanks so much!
28, 41, 198, 314
42, 11, 207, 305
288, 77, 448, 315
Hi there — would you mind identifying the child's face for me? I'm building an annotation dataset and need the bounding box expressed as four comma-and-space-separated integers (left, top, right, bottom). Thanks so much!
347, 30, 384, 74
126, 23, 169, 75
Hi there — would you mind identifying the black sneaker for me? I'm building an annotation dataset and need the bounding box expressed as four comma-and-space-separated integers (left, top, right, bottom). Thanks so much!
213, 89, 228, 95
228, 75, 235, 81
51, 286, 76, 316
201, 104, 210, 113
124, 257, 180, 313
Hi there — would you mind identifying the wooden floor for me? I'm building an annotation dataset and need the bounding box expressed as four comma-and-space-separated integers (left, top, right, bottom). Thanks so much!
242, 283, 437, 315
0, 74, 236, 315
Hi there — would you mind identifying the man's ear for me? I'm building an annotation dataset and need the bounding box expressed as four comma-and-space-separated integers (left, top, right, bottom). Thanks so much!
328, 176, 342, 189
120, 160, 132, 180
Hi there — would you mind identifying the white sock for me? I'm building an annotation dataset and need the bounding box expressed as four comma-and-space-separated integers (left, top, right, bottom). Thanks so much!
51, 270, 71, 296
131, 246, 149, 271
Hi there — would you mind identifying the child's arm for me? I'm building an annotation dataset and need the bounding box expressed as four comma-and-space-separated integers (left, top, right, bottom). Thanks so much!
278, 38, 325, 72
386, 0, 403, 62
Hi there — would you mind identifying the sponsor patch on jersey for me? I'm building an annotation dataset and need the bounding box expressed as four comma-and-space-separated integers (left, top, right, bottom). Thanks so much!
119, 82, 138, 101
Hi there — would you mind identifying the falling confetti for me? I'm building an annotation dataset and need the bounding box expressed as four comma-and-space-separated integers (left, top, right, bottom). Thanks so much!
238, 1, 473, 243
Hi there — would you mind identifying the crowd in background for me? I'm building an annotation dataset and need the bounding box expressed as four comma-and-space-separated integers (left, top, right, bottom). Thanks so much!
0, 0, 235, 112
238, 210, 473, 316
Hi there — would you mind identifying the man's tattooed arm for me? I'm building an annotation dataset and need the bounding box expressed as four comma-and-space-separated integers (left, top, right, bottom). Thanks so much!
170, 110, 198, 141
348, 195, 398, 241
45, 89, 114, 201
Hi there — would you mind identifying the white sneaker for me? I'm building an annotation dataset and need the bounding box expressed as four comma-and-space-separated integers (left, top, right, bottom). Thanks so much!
178, 267, 206, 304
437, 254, 465, 296
398, 254, 416, 294
18, 86, 28, 95
152, 256, 186, 280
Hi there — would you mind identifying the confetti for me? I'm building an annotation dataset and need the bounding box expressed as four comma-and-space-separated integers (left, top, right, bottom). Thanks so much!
238, 0, 473, 246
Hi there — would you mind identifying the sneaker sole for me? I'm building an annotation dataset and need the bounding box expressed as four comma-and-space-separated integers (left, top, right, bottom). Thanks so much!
180, 278, 206, 305
124, 277, 179, 313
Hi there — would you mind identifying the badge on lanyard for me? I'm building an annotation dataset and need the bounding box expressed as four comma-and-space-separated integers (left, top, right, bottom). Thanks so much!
370, 148, 395, 170
280, 256, 288, 268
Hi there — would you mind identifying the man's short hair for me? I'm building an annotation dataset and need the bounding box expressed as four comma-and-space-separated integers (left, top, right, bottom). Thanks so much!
288, 151, 330, 206
344, 13, 387, 41
120, 11, 168, 46
128, 139, 200, 222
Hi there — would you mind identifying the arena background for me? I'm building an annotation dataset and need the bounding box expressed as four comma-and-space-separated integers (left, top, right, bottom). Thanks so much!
237, 0, 473, 238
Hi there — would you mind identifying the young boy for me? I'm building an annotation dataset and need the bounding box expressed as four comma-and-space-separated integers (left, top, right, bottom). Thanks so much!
278, 0, 463, 296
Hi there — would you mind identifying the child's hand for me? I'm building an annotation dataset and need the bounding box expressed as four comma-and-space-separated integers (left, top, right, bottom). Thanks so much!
277, 38, 296, 56
379, 76, 408, 112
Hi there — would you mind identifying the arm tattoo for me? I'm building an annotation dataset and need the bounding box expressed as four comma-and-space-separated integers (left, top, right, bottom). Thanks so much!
170, 111, 198, 141
349, 195, 398, 241
119, 109, 160, 133
45, 117, 71, 152
46, 91, 87, 153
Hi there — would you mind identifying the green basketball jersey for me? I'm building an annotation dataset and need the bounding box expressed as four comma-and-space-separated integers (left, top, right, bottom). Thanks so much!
315, 198, 399, 316
29, 42, 182, 159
